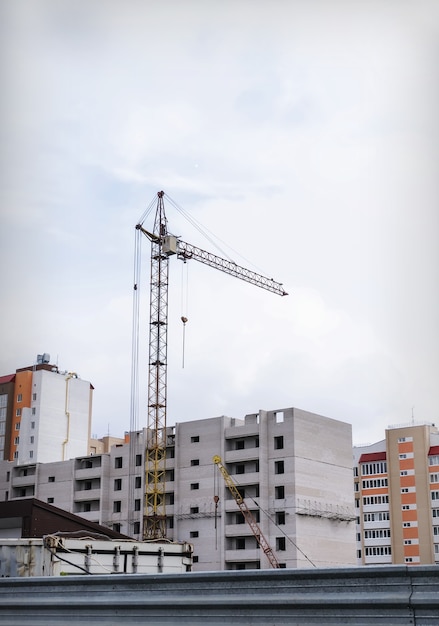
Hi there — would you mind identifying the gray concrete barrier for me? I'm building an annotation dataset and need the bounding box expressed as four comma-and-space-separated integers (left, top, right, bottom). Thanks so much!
0, 565, 438, 625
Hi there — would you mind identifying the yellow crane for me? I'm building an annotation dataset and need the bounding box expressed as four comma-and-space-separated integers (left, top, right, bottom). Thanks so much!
213, 455, 280, 569
135, 191, 287, 540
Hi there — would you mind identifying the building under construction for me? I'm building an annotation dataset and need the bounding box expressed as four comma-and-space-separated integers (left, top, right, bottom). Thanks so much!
0, 406, 356, 570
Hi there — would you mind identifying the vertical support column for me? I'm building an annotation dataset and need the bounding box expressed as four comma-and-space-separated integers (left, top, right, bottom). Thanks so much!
144, 191, 169, 539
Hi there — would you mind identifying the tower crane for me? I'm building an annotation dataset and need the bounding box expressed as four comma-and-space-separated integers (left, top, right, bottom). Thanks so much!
136, 191, 287, 540
213, 455, 280, 569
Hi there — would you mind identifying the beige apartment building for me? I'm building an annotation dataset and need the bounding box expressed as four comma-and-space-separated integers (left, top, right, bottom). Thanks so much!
0, 407, 357, 570
354, 422, 439, 566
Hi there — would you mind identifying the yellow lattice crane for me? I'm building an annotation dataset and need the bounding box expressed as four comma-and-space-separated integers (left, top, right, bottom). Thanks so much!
213, 455, 280, 569
135, 192, 287, 540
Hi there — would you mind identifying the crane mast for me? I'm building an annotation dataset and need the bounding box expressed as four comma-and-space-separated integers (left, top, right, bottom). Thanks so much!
213, 455, 280, 569
136, 191, 287, 540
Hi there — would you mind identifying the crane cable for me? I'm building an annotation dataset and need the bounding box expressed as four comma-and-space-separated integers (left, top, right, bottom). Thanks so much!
246, 493, 316, 568
164, 192, 274, 278
128, 225, 143, 533
180, 260, 189, 368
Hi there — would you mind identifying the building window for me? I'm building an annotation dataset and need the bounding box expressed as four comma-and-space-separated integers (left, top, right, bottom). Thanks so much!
236, 464, 245, 475
32, 393, 37, 401
29, 451, 33, 459
17, 394, 22, 402
190, 459, 200, 466
30, 436, 34, 444
276, 537, 286, 551
191, 436, 200, 443
275, 486, 285, 499
276, 511, 286, 525
13, 451, 18, 459
114, 479, 122, 491
83, 502, 91, 512
32, 408, 36, 415
135, 454, 142, 466
16, 408, 22, 417
190, 483, 199, 490
47, 497, 54, 504
14, 437, 19, 445
235, 440, 245, 450
190, 531, 199, 538
15, 423, 20, 430
113, 523, 121, 533
275, 460, 284, 474
190, 507, 199, 515
133, 522, 140, 535
236, 538, 246, 550
115, 457, 123, 469
48, 476, 55, 483
134, 499, 141, 511
274, 436, 284, 450
135, 476, 142, 489
113, 501, 122, 513
31, 422, 35, 429
275, 411, 284, 423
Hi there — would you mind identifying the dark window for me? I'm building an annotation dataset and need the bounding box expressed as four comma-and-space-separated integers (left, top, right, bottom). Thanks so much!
115, 457, 123, 469
135, 476, 142, 489
114, 478, 122, 491
113, 523, 121, 533
275, 460, 285, 474
276, 511, 286, 525
48, 476, 55, 483
191, 459, 200, 466
235, 440, 245, 450
275, 485, 285, 499
191, 436, 200, 443
113, 501, 122, 513
133, 522, 140, 535
190, 506, 199, 514
135, 454, 142, 466
236, 538, 246, 550
47, 497, 54, 504
274, 436, 284, 450
276, 537, 286, 551
83, 502, 91, 512
236, 464, 245, 475
134, 499, 141, 511
190, 483, 199, 490
190, 531, 199, 538
84, 481, 92, 490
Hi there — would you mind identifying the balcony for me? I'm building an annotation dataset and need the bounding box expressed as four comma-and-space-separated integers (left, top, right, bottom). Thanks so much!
225, 448, 260, 464
225, 548, 260, 563
74, 488, 101, 501
75, 466, 103, 479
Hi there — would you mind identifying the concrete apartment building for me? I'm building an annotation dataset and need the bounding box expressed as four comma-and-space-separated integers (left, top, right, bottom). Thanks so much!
354, 422, 439, 566
0, 407, 357, 570
0, 355, 93, 464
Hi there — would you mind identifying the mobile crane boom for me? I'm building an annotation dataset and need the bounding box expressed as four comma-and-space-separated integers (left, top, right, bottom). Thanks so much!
213, 455, 280, 568
136, 191, 287, 540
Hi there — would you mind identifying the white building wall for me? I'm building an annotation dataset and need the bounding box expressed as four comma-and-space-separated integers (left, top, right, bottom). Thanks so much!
18, 370, 91, 464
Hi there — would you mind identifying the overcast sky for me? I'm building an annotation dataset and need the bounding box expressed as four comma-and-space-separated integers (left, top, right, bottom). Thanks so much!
1, 1, 438, 446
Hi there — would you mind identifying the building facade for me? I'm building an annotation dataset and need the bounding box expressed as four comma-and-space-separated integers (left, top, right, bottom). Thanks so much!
354, 422, 439, 566
0, 355, 93, 464
0, 407, 357, 570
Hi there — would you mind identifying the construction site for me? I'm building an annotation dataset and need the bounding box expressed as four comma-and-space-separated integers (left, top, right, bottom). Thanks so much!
0, 192, 438, 623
